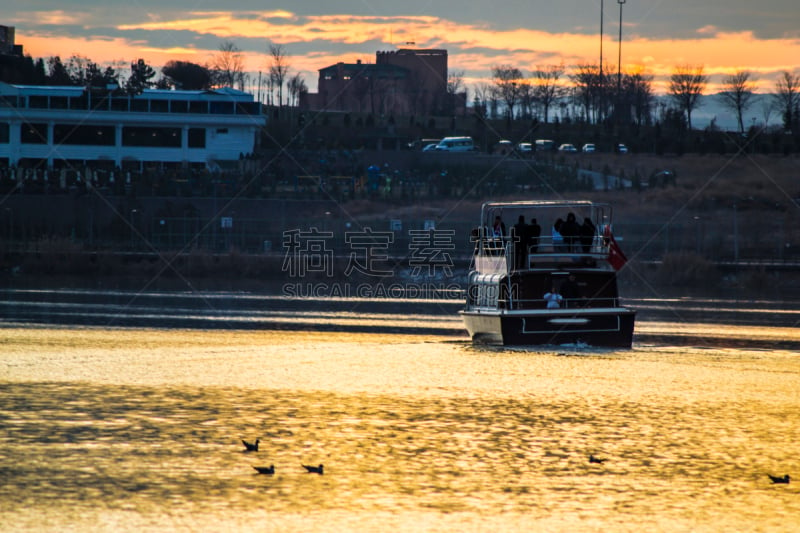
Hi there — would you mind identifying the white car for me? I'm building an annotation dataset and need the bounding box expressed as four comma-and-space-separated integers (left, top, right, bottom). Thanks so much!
558, 143, 577, 153
582, 143, 596, 153
617, 143, 629, 154
517, 142, 533, 153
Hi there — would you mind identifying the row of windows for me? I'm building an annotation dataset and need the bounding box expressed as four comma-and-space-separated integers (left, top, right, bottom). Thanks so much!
0, 94, 260, 116
0, 123, 209, 148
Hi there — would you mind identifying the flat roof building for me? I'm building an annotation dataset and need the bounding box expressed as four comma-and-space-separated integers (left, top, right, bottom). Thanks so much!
0, 82, 265, 170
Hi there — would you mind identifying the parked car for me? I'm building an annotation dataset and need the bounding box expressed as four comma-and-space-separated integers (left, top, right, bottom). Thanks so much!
582, 143, 596, 153
493, 139, 514, 155
558, 143, 577, 153
422, 143, 438, 152
517, 142, 533, 153
617, 143, 629, 154
435, 136, 475, 152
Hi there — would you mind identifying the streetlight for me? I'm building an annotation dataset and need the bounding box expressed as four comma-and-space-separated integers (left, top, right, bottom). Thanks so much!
599, 0, 604, 79
599, 0, 604, 122
617, 0, 626, 96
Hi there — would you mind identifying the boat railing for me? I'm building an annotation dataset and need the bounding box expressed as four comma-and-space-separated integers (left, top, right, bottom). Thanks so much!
477, 234, 608, 256
496, 296, 621, 310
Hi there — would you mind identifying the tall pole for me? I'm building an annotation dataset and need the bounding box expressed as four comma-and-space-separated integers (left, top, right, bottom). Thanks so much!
600, 0, 604, 123
599, 0, 604, 79
617, 0, 625, 95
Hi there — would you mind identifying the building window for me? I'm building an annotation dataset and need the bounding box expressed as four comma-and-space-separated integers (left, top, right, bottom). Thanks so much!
70, 95, 89, 110
170, 100, 189, 113
150, 99, 169, 113
0, 123, 9, 143
50, 96, 69, 109
20, 123, 47, 144
210, 101, 234, 114
216, 128, 228, 134
28, 95, 48, 108
188, 128, 205, 148
53, 124, 115, 146
189, 101, 207, 114
122, 126, 181, 147
0, 95, 18, 108
111, 97, 130, 111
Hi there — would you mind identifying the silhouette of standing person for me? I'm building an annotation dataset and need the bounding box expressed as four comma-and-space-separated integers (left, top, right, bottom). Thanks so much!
561, 212, 580, 252
491, 215, 506, 256
560, 274, 581, 308
580, 217, 596, 253
552, 218, 564, 251
511, 215, 530, 270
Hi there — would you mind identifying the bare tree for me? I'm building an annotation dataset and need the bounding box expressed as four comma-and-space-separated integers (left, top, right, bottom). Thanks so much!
668, 65, 708, 130
532, 64, 565, 123
492, 66, 525, 121
446, 69, 466, 115
210, 40, 246, 89
718, 70, 757, 133
471, 83, 493, 118
760, 97, 776, 127
624, 68, 654, 127
268, 43, 290, 108
287, 73, 308, 107
774, 70, 800, 131
571, 64, 605, 123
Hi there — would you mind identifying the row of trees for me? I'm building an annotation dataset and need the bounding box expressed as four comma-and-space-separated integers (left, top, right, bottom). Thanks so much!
3, 39, 800, 133
476, 63, 800, 133
0, 40, 306, 108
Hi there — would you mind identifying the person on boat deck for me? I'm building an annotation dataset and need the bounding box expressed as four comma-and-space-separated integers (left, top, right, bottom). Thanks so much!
560, 274, 581, 307
543, 285, 563, 309
511, 215, 530, 270
560, 212, 580, 251
580, 217, 596, 253
491, 215, 507, 255
552, 218, 564, 251
529, 217, 542, 253
492, 215, 506, 238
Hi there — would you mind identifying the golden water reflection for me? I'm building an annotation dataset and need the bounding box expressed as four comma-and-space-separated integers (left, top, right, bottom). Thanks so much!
1, 327, 799, 531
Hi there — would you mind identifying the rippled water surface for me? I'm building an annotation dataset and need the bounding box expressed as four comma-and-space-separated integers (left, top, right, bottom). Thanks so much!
1, 292, 800, 532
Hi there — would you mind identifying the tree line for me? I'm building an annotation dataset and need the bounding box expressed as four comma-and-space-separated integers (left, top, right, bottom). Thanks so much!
2, 40, 799, 134
476, 63, 800, 134
0, 40, 306, 108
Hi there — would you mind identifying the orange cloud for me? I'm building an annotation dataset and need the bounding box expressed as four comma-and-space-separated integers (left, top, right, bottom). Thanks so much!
18, 10, 800, 94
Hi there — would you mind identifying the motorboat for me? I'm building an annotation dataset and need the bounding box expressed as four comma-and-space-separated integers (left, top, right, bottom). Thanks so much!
460, 200, 635, 347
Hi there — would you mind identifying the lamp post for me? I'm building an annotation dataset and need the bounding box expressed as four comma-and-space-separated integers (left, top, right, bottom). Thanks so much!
599, 0, 604, 79
599, 0, 604, 122
617, 0, 626, 96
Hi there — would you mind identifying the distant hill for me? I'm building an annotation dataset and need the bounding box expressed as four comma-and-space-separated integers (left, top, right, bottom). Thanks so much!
657, 93, 777, 132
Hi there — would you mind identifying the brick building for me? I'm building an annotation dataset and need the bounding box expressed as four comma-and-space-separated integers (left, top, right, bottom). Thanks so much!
302, 48, 464, 117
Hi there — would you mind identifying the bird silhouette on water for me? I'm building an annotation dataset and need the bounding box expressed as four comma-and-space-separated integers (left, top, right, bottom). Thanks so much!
768, 474, 790, 484
253, 465, 275, 475
242, 439, 259, 452
302, 464, 324, 475
589, 455, 606, 464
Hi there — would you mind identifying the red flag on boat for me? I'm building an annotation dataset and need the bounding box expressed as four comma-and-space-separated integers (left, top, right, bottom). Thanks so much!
604, 225, 627, 270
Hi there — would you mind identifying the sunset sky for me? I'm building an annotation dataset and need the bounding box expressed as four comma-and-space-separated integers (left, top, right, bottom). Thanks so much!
8, 1, 800, 96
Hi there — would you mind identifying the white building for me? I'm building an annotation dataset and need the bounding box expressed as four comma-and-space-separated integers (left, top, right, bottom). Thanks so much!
0, 82, 265, 170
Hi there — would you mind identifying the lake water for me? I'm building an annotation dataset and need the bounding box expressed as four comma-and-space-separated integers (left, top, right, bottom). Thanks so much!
1, 289, 799, 532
